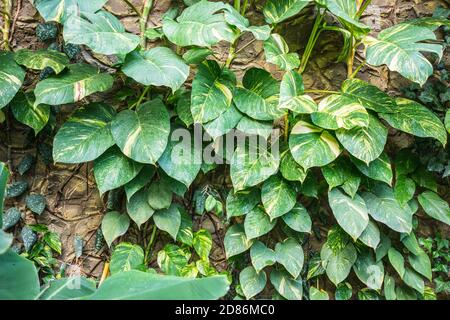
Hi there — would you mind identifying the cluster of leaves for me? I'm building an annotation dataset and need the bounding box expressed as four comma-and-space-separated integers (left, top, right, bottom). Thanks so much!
0, 0, 449, 300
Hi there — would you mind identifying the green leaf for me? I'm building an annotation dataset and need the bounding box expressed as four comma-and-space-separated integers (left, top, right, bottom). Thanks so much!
224, 224, 254, 258
122, 48, 189, 92
275, 238, 304, 278
271, 270, 303, 300
177, 208, 193, 246
403, 268, 424, 294
364, 24, 443, 85
144, 27, 164, 40
147, 179, 172, 210
362, 184, 413, 233
124, 166, 155, 201
21, 226, 37, 252
101, 211, 130, 247
240, 266, 267, 299
126, 188, 154, 228
321, 157, 361, 197
358, 220, 380, 249
33, 0, 107, 23
261, 176, 296, 220
53, 103, 115, 163
289, 121, 341, 169
39, 277, 96, 300
0, 52, 25, 110
408, 251, 432, 281
309, 286, 329, 300
223, 7, 271, 40
321, 242, 357, 286
110, 242, 145, 274
14, 49, 69, 74
263, 0, 311, 24
89, 270, 229, 299
319, 0, 370, 34
335, 282, 352, 300
34, 63, 113, 106
236, 116, 273, 140
282, 203, 312, 233
193, 229, 212, 260
353, 250, 384, 290
10, 91, 50, 135
204, 103, 242, 140
264, 34, 300, 71
380, 98, 447, 146
183, 48, 213, 65
0, 230, 12, 255
384, 274, 397, 300
234, 68, 284, 121
230, 144, 279, 191
157, 244, 189, 276
94, 147, 143, 194
375, 232, 391, 262
244, 206, 276, 240
388, 247, 405, 279
401, 233, 422, 256
111, 99, 170, 164
226, 188, 260, 219
280, 150, 307, 183
63, 11, 139, 55
445, 110, 449, 134
162, 0, 235, 47
25, 194, 46, 215
0, 163, 9, 225
394, 175, 416, 206
417, 191, 450, 226
328, 188, 369, 239
158, 133, 202, 188
351, 153, 393, 186
191, 60, 236, 123
0, 250, 40, 299
279, 70, 317, 114
2, 208, 21, 231
153, 204, 182, 241
312, 94, 369, 130
250, 241, 276, 273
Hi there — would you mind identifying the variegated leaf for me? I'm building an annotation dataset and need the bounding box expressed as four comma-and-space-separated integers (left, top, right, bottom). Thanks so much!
122, 48, 189, 92
223, 6, 271, 40
236, 116, 273, 140
10, 92, 50, 135
418, 191, 450, 226
63, 11, 140, 55
34, 63, 113, 106
0, 52, 25, 110
328, 188, 369, 239
275, 238, 304, 278
14, 49, 69, 74
336, 114, 387, 164
250, 241, 276, 273
270, 270, 303, 300
33, 0, 107, 23
380, 98, 447, 146
264, 34, 300, 71
363, 24, 444, 85
261, 175, 296, 220
240, 266, 267, 299
233, 68, 284, 121
263, 0, 311, 24
204, 104, 243, 140
289, 121, 341, 169
191, 60, 236, 124
224, 224, 254, 258
244, 206, 276, 240
279, 70, 317, 114
318, 0, 370, 34
321, 241, 357, 285
312, 94, 369, 130
230, 144, 279, 191
351, 153, 393, 186
94, 147, 143, 195
359, 220, 381, 249
162, 0, 235, 47
53, 103, 115, 163
111, 99, 170, 164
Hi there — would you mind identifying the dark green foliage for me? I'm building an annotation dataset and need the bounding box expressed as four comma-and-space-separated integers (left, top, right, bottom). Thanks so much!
25, 194, 46, 215
63, 43, 81, 59
38, 143, 53, 165
95, 228, 104, 251
39, 66, 55, 80
36, 22, 58, 42
17, 154, 34, 175
6, 181, 28, 198
21, 226, 37, 252
2, 207, 21, 230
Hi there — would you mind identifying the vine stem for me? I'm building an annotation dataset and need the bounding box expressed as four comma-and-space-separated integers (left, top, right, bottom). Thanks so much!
131, 86, 150, 109
144, 225, 157, 264
122, 0, 141, 16
304, 89, 339, 94
1, 0, 11, 51
356, 0, 372, 18
298, 11, 323, 74
140, 0, 153, 49
284, 113, 289, 143
346, 36, 356, 78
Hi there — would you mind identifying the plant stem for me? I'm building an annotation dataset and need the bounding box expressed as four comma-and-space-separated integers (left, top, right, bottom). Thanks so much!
350, 61, 365, 79
130, 86, 150, 109
2, 0, 11, 51
298, 11, 323, 74
234, 0, 240, 11
122, 0, 141, 16
140, 0, 153, 49
356, 0, 372, 18
346, 36, 356, 78
144, 225, 157, 264
241, 0, 249, 15
284, 113, 289, 143
304, 89, 339, 94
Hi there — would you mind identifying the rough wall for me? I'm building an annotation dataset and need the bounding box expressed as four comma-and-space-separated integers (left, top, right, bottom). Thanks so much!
1, 0, 448, 282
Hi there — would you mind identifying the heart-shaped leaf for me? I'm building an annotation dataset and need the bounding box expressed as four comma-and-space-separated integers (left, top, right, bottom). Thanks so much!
275, 238, 304, 278
110, 242, 144, 274
261, 175, 296, 220
264, 34, 300, 71
126, 188, 154, 228
239, 266, 267, 299
270, 270, 303, 300
33, 0, 107, 23
14, 49, 69, 74
282, 204, 311, 233
263, 0, 311, 24
244, 206, 276, 240
101, 211, 130, 247
153, 203, 182, 240
10, 92, 50, 135
224, 224, 254, 258
0, 52, 25, 110
279, 70, 317, 114
250, 241, 276, 273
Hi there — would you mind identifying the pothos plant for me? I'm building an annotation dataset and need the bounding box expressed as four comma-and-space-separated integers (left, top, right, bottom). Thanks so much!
0, 0, 449, 300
